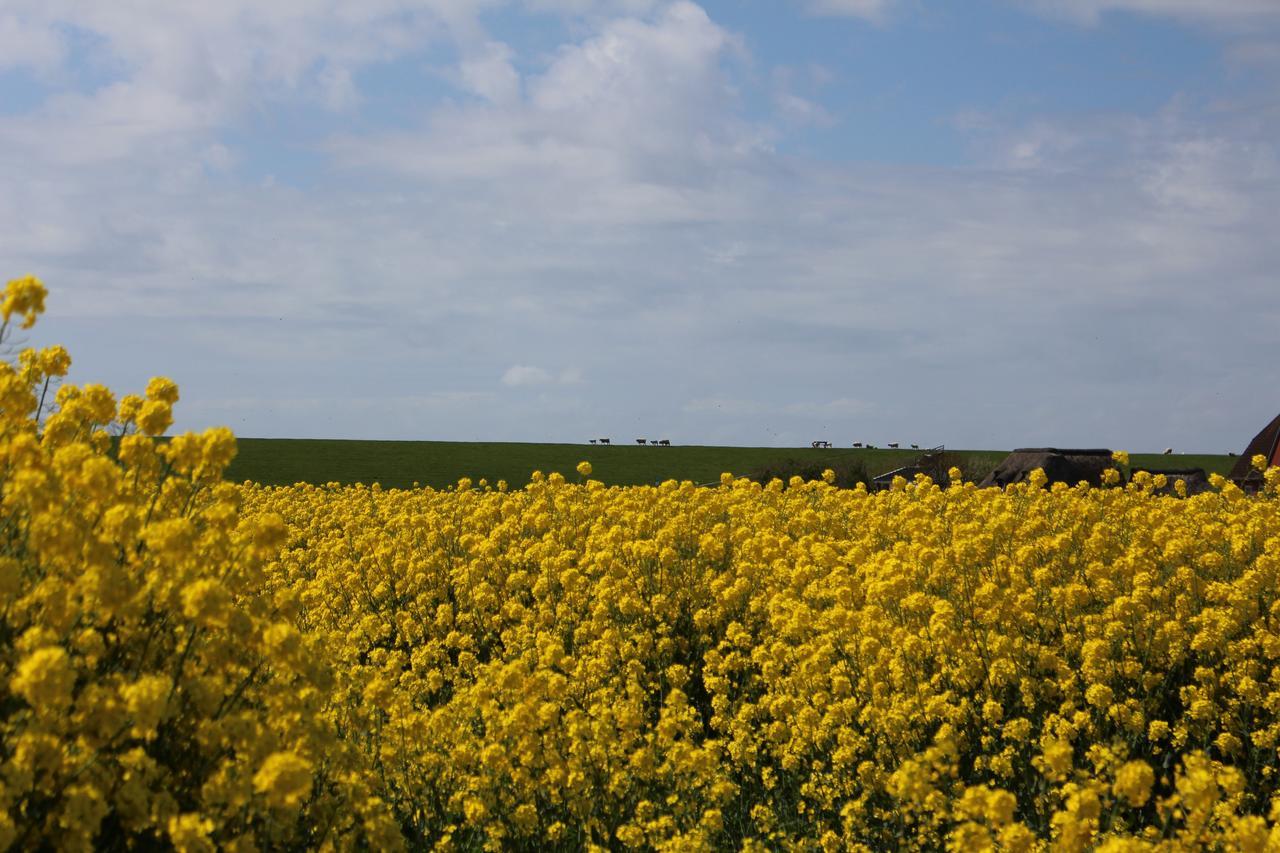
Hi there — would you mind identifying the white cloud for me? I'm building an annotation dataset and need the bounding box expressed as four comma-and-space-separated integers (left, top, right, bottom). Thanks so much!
2, 1, 1279, 453
1141, 137, 1277, 219
317, 63, 360, 111
522, 0, 661, 18
0, 12, 65, 72
770, 66, 834, 127
502, 365, 553, 386
457, 40, 522, 103
327, 0, 766, 226
0, 0, 477, 160
802, 0, 897, 21
500, 365, 585, 387
804, 0, 1280, 27
1016, 0, 1280, 27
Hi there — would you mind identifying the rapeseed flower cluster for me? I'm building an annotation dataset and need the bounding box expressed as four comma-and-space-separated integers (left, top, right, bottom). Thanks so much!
7, 275, 1280, 849
0, 277, 397, 850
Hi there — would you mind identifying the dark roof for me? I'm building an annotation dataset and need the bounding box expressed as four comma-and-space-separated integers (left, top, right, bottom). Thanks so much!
1229, 411, 1280, 481
980, 448, 1117, 488
1133, 468, 1212, 496
1011, 448, 1112, 456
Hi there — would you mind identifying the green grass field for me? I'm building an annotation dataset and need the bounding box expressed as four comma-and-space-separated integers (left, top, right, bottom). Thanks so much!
1129, 453, 1237, 478
222, 439, 1236, 490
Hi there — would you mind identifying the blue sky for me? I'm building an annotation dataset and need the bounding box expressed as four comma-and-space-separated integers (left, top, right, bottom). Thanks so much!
2, 0, 1278, 452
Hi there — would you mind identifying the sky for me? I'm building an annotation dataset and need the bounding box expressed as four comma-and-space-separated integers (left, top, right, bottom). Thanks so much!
2, 0, 1278, 452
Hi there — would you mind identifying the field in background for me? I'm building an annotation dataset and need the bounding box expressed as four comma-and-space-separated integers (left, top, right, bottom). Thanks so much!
222, 439, 1236, 489
1130, 452, 1236, 477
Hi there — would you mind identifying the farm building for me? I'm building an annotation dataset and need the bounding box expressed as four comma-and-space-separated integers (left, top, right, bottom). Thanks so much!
1132, 468, 1212, 496
1229, 411, 1280, 491
979, 448, 1117, 488
869, 446, 948, 490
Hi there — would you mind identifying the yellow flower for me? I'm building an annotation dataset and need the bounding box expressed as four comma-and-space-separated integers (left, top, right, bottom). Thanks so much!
247, 512, 288, 557
145, 376, 180, 405
136, 399, 173, 436
577, 461, 592, 477
986, 789, 1017, 826
181, 579, 232, 628
253, 752, 314, 810
512, 803, 538, 835
12, 274, 1280, 850
117, 393, 143, 424
122, 674, 171, 737
1041, 740, 1074, 779
3, 274, 47, 329
1113, 760, 1155, 807
37, 345, 71, 377
11, 646, 75, 712
168, 813, 216, 853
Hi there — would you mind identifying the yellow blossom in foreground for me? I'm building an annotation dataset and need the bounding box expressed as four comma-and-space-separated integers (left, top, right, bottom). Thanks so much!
253, 752, 314, 810
2, 275, 47, 329
1113, 760, 1155, 808
11, 646, 75, 712
7, 276, 1280, 849
0, 277, 397, 850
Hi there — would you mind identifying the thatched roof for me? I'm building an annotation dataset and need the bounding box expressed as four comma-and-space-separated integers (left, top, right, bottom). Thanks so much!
1132, 468, 1212, 496
979, 448, 1116, 489
1229, 411, 1280, 484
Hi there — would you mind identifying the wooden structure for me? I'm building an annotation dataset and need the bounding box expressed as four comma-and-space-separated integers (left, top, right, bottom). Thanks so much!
1229, 412, 1280, 491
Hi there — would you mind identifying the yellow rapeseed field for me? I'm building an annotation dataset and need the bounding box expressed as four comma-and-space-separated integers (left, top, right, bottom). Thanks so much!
4, 275, 1280, 850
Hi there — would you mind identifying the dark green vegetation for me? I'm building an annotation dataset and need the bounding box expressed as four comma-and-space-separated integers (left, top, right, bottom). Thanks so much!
745, 450, 1005, 489
222, 439, 1236, 490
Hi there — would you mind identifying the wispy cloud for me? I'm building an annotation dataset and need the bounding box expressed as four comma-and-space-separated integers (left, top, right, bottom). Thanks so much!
801, 0, 898, 22
1015, 0, 1280, 28
502, 365, 554, 387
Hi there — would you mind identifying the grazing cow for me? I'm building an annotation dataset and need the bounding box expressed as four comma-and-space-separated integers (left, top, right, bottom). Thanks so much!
852, 442, 863, 448
589, 439, 597, 445
1163, 448, 1173, 455
887, 442, 899, 449
658, 439, 671, 446
1229, 451, 1238, 457
636, 438, 647, 445
599, 438, 611, 445
910, 444, 920, 450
